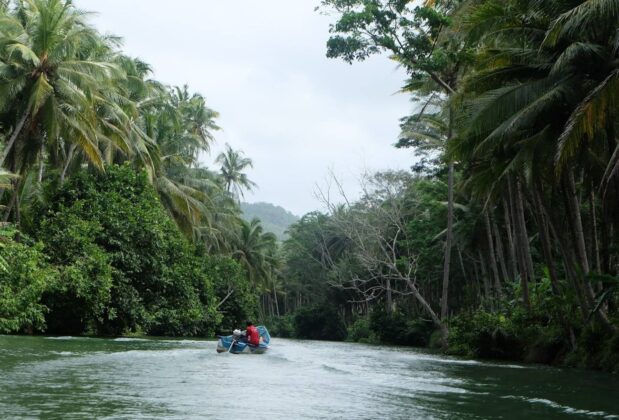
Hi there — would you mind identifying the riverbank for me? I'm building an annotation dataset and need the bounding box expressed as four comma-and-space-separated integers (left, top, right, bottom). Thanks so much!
267, 309, 619, 374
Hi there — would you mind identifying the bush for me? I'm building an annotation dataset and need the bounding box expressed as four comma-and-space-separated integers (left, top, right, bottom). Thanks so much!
294, 304, 347, 341
267, 315, 295, 338
0, 229, 57, 334
37, 212, 113, 334
448, 311, 524, 360
34, 165, 219, 336
369, 307, 434, 346
347, 317, 379, 344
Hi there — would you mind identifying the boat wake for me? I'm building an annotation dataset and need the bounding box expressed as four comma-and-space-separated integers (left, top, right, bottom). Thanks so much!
502, 395, 619, 418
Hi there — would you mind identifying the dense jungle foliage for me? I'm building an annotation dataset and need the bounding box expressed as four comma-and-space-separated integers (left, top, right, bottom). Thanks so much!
0, 0, 277, 337
1, 0, 619, 373
271, 0, 619, 372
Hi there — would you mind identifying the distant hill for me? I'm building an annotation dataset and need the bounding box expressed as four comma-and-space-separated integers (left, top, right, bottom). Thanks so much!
240, 202, 299, 241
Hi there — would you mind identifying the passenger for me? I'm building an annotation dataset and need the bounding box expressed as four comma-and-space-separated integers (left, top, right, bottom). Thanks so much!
244, 320, 260, 346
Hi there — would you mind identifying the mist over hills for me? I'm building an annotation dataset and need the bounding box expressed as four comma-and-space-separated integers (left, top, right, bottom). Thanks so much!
240, 202, 299, 241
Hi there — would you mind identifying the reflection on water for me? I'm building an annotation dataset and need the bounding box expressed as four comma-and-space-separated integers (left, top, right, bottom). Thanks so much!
1, 335, 618, 419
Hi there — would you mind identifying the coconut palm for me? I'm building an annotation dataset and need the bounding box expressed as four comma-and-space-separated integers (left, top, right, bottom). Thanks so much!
216, 144, 257, 199
233, 218, 278, 287
0, 0, 133, 171
452, 0, 619, 329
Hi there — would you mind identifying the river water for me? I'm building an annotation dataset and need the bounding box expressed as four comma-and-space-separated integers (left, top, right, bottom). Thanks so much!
0, 335, 618, 419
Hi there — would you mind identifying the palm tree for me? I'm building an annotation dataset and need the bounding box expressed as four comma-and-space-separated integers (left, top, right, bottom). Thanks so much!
233, 218, 278, 287
453, 0, 619, 329
0, 0, 163, 227
0, 0, 131, 170
136, 83, 234, 239
216, 144, 257, 199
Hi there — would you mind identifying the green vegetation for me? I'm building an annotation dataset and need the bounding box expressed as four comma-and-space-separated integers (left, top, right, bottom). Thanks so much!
0, 0, 276, 337
1, 0, 618, 374
266, 0, 619, 373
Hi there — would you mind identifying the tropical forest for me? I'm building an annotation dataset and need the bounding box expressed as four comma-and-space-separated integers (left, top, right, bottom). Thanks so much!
1, 1, 619, 417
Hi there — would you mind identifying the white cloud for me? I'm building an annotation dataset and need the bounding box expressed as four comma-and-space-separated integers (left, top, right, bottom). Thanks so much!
76, 0, 415, 216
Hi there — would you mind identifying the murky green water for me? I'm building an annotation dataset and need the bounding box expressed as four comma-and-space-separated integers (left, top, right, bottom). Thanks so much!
1, 335, 618, 419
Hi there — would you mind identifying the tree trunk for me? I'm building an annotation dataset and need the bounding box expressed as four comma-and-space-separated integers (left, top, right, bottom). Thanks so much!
441, 161, 454, 321
566, 170, 590, 274
532, 187, 560, 294
484, 209, 502, 300
562, 172, 618, 331
2, 181, 17, 223
478, 250, 492, 305
457, 245, 468, 285
60, 144, 77, 184
502, 195, 518, 280
272, 284, 280, 317
510, 177, 532, 310
37, 141, 45, 183
589, 189, 601, 274
493, 220, 509, 285
516, 179, 535, 282
0, 109, 29, 168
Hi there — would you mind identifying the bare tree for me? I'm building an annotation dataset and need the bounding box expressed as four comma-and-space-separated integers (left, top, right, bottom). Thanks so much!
315, 171, 449, 346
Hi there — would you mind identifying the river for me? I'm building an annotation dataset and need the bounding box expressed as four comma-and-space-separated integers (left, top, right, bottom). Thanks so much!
0, 335, 618, 419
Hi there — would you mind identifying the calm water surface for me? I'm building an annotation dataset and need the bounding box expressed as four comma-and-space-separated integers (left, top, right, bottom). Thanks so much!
0, 335, 618, 419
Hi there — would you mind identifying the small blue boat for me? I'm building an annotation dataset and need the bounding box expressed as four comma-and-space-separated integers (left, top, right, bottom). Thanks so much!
216, 326, 270, 354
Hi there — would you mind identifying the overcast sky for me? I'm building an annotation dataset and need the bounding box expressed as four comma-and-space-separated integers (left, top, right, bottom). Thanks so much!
76, 0, 414, 216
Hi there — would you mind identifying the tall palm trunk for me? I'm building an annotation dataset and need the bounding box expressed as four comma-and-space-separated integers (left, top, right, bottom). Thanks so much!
565, 173, 618, 332
0, 109, 29, 168
493, 220, 509, 284
516, 179, 535, 281
532, 187, 560, 294
589, 189, 601, 274
566, 170, 590, 274
484, 209, 502, 300
509, 176, 531, 310
502, 195, 518, 279
457, 245, 468, 284
441, 160, 454, 320
478, 250, 493, 308
560, 187, 619, 332
2, 181, 18, 223
60, 144, 77, 184
272, 284, 280, 317
441, 107, 455, 322
37, 141, 45, 183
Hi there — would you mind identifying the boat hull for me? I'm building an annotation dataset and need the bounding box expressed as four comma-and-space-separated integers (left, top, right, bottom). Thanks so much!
216, 325, 270, 354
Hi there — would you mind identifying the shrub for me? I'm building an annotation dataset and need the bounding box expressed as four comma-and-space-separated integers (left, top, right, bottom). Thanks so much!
369, 307, 433, 346
267, 315, 295, 338
37, 212, 113, 334
448, 311, 524, 360
0, 229, 57, 334
347, 317, 380, 344
34, 165, 219, 336
294, 304, 347, 341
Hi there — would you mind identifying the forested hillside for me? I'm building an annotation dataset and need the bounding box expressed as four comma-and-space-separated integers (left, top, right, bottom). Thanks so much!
241, 202, 299, 241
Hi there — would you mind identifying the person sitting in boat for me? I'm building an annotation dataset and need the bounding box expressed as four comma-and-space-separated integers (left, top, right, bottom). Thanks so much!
244, 320, 261, 346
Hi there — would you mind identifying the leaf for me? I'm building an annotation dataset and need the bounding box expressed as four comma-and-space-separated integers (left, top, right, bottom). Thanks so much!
5, 43, 40, 66
28, 74, 53, 116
